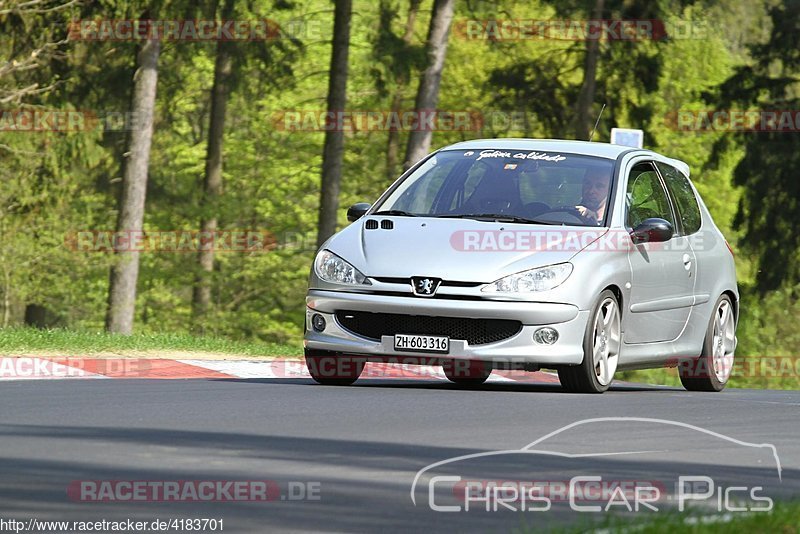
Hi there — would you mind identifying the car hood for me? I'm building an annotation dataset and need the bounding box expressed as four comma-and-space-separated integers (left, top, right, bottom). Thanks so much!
324, 217, 608, 283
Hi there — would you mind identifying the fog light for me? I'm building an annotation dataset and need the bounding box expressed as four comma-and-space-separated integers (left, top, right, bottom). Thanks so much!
311, 313, 326, 332
533, 327, 558, 344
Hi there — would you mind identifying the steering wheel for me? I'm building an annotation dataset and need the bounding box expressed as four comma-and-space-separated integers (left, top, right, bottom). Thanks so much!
535, 206, 592, 225
473, 197, 515, 213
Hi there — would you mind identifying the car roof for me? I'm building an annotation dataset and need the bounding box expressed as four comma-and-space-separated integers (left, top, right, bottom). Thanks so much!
439, 138, 691, 177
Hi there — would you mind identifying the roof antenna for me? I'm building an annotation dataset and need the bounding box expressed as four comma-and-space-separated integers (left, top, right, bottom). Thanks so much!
588, 103, 606, 142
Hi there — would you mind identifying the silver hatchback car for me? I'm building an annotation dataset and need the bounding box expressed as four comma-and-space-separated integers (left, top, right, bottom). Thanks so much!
304, 139, 738, 393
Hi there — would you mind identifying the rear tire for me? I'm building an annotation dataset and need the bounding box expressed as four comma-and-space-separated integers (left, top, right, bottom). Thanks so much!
679, 295, 735, 392
442, 359, 491, 386
305, 350, 364, 386
558, 290, 621, 394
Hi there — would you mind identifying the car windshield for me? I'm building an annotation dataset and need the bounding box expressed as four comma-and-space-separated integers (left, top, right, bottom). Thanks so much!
375, 149, 615, 226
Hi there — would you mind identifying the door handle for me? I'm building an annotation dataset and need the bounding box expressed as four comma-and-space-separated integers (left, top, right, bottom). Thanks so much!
682, 253, 692, 271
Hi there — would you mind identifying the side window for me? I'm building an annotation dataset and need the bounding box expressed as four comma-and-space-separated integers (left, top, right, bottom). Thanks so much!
625, 162, 676, 229
656, 162, 702, 235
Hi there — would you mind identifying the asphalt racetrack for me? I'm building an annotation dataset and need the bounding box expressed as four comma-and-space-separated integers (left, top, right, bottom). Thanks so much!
0, 376, 798, 532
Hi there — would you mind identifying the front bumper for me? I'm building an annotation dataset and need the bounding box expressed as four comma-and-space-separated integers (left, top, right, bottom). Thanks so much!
304, 290, 588, 366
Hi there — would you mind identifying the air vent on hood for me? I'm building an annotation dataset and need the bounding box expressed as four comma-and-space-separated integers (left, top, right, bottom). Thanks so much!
365, 219, 378, 229
380, 219, 394, 230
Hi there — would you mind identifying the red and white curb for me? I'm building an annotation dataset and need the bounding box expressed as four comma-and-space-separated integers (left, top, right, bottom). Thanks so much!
0, 357, 561, 384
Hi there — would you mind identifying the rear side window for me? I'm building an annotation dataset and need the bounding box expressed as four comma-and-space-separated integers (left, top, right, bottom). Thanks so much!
656, 162, 702, 235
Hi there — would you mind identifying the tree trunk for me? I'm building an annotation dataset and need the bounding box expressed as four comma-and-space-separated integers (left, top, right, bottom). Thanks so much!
1, 265, 10, 328
574, 0, 604, 140
105, 38, 160, 335
316, 0, 353, 247
192, 0, 235, 330
386, 0, 421, 181
24, 304, 58, 328
402, 0, 455, 171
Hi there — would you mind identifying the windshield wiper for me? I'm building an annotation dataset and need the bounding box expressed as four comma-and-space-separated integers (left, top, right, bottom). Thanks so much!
372, 210, 418, 217
437, 213, 552, 224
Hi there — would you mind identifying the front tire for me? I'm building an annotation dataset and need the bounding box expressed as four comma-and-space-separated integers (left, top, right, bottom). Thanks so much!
558, 290, 621, 393
679, 295, 735, 392
305, 350, 364, 386
442, 359, 491, 386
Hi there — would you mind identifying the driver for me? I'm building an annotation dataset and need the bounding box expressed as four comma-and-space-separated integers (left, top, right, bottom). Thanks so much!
575, 167, 611, 225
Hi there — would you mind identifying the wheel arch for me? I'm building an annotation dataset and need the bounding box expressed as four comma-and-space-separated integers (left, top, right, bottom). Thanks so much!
722, 289, 739, 325
603, 284, 624, 317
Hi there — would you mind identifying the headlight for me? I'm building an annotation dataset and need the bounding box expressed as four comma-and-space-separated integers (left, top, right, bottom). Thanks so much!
483, 263, 573, 293
314, 250, 371, 285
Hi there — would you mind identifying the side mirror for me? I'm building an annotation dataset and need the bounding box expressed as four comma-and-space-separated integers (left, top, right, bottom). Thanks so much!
346, 202, 371, 222
630, 218, 673, 244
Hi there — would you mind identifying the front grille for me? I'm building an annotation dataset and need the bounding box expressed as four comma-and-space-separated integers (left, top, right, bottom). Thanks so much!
335, 310, 522, 345
372, 277, 483, 287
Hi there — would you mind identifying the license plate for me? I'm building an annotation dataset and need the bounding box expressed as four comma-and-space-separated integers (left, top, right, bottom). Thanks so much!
394, 334, 450, 353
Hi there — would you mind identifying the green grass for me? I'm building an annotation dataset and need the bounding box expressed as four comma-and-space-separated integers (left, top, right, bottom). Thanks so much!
0, 327, 302, 357
546, 500, 800, 533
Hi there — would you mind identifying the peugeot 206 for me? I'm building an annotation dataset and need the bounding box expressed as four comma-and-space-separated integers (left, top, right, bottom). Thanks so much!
304, 139, 738, 393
